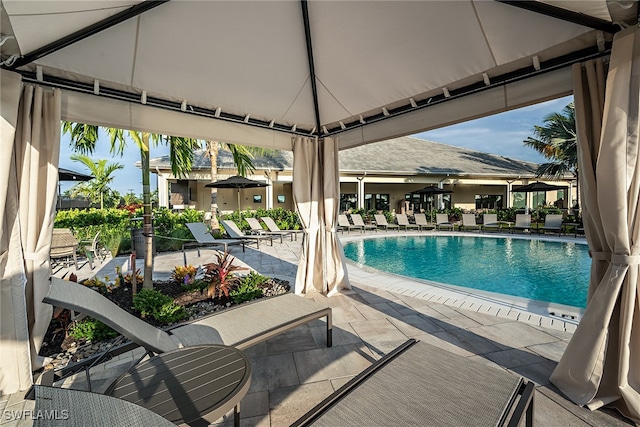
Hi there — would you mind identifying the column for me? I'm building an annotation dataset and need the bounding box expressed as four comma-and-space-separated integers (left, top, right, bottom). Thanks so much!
157, 174, 169, 208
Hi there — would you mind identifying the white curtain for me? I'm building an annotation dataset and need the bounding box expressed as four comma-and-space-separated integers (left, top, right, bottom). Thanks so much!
550, 26, 640, 422
292, 136, 351, 295
0, 69, 61, 394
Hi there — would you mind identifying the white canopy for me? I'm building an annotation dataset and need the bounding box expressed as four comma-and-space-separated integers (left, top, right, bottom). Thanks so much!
1, 1, 636, 150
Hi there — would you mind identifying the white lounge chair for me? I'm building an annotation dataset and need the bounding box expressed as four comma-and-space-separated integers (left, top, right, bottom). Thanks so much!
184, 222, 246, 264
511, 214, 532, 234
261, 216, 302, 241
221, 219, 274, 248
413, 213, 435, 231
481, 213, 501, 232
350, 214, 377, 232
338, 214, 360, 233
435, 213, 454, 231
539, 214, 563, 236
374, 214, 399, 231
396, 213, 420, 231
245, 217, 293, 243
460, 214, 482, 232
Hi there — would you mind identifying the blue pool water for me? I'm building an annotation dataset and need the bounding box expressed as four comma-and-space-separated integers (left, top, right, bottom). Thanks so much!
343, 236, 591, 308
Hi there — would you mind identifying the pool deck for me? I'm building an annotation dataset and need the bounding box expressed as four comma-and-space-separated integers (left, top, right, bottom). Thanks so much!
2, 229, 632, 426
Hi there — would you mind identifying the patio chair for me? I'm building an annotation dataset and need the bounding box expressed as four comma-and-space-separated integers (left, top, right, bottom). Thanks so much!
374, 214, 400, 231
50, 228, 79, 270
43, 277, 333, 423
338, 214, 360, 233
184, 222, 246, 264
293, 339, 535, 427
482, 213, 501, 233
350, 214, 377, 232
511, 214, 532, 234
81, 231, 109, 269
435, 213, 454, 231
460, 214, 482, 232
221, 220, 274, 249
245, 217, 291, 243
261, 216, 302, 241
539, 214, 563, 236
396, 213, 420, 231
413, 213, 435, 231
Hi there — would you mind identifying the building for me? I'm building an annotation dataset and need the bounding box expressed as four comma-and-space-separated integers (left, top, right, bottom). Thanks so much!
149, 136, 575, 214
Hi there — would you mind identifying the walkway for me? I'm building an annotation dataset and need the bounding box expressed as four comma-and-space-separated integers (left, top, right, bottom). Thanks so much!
1, 230, 631, 426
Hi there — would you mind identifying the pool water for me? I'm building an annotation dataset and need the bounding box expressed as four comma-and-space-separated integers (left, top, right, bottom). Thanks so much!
343, 236, 590, 308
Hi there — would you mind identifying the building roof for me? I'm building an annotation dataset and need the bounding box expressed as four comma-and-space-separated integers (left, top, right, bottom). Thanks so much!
149, 136, 538, 178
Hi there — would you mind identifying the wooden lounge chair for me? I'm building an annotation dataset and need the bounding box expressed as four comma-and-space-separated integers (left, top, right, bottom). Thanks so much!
460, 214, 482, 232
260, 216, 302, 241
350, 214, 377, 232
184, 222, 246, 264
539, 214, 563, 236
413, 213, 435, 231
293, 339, 535, 427
511, 214, 532, 234
338, 214, 360, 233
221, 220, 274, 248
374, 214, 400, 231
481, 213, 501, 233
435, 213, 454, 231
396, 213, 420, 231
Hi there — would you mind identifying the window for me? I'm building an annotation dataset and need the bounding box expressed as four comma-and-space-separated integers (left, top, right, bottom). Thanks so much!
339, 193, 357, 212
475, 194, 503, 210
364, 193, 390, 211
277, 195, 286, 204
253, 195, 262, 203
512, 192, 526, 208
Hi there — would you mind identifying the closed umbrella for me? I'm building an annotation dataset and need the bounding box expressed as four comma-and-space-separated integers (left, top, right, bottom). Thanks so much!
412, 186, 453, 222
205, 175, 269, 212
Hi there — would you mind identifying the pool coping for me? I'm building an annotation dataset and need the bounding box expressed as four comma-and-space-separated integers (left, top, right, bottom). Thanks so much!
340, 230, 587, 333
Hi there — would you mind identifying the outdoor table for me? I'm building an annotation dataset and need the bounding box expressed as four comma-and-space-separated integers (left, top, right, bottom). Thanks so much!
108, 345, 251, 427
562, 222, 584, 238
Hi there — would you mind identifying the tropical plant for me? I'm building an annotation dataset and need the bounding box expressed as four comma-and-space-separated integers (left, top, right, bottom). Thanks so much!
70, 317, 117, 341
69, 154, 124, 209
523, 102, 578, 206
172, 265, 198, 286
132, 289, 186, 324
202, 251, 244, 299
64, 122, 200, 289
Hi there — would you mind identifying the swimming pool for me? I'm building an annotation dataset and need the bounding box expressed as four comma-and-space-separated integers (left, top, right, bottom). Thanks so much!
343, 236, 591, 308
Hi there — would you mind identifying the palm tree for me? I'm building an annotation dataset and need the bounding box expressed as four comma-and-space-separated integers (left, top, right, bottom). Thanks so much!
64, 123, 199, 290
523, 102, 578, 207
205, 140, 258, 229
69, 154, 123, 209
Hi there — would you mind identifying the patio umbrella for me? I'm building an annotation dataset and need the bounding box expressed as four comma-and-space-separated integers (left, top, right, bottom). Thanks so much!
57, 168, 92, 210
205, 175, 269, 212
513, 181, 566, 218
412, 186, 453, 222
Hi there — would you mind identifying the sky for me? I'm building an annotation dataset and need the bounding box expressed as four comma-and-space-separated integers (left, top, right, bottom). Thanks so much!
58, 95, 573, 195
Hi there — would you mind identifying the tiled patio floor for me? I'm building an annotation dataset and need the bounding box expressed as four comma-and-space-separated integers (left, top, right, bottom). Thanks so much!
2, 230, 633, 426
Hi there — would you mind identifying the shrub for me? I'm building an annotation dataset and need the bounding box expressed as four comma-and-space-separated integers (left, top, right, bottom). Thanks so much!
230, 281, 263, 304
132, 289, 186, 324
70, 318, 117, 341
172, 265, 198, 286
182, 278, 209, 293
203, 251, 244, 298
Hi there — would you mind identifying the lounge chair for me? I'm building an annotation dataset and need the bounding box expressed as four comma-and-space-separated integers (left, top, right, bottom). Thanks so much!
50, 228, 80, 270
221, 219, 274, 248
460, 214, 482, 232
43, 278, 332, 422
350, 214, 377, 232
338, 214, 360, 233
511, 214, 532, 234
374, 214, 400, 231
413, 213, 435, 231
396, 213, 420, 231
81, 231, 109, 269
184, 222, 246, 264
482, 213, 501, 233
293, 339, 534, 427
435, 213, 454, 231
539, 214, 563, 236
245, 217, 291, 243
261, 216, 303, 241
